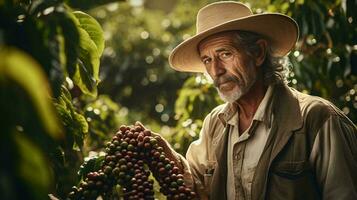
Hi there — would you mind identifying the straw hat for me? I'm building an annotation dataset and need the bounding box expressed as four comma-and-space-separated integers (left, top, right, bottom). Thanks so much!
169, 1, 299, 73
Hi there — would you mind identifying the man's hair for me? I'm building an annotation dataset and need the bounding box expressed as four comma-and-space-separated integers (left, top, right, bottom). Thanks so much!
232, 30, 291, 85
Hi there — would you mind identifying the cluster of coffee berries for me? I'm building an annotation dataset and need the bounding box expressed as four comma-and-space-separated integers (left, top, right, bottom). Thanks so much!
67, 124, 196, 200
68, 171, 114, 199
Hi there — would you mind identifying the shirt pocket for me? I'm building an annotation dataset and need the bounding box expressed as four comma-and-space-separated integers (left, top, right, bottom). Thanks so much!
267, 161, 319, 200
271, 160, 310, 180
203, 160, 216, 191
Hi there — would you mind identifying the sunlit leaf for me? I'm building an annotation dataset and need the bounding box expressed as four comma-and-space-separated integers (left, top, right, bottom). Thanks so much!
67, 10, 103, 96
77, 27, 100, 84
54, 86, 88, 150
73, 11, 105, 56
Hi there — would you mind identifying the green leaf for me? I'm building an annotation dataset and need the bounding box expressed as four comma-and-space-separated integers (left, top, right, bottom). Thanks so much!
73, 59, 98, 97
67, 10, 104, 96
28, 0, 59, 16
0, 48, 62, 139
54, 86, 88, 150
57, 10, 80, 78
76, 17, 100, 83
72, 112, 88, 150
73, 11, 105, 56
77, 155, 105, 179
14, 131, 52, 199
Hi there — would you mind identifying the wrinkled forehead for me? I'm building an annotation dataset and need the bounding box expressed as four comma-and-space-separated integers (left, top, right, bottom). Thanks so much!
198, 31, 238, 55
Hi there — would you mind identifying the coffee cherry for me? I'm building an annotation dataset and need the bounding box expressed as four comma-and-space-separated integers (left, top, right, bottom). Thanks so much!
67, 124, 196, 200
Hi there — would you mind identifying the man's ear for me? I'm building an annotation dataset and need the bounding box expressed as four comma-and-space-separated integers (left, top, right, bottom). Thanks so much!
255, 39, 268, 67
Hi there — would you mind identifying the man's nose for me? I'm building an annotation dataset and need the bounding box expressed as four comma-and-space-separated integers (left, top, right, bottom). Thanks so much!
211, 59, 225, 78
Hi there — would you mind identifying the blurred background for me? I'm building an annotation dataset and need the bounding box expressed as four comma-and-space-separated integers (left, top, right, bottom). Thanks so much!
0, 0, 356, 199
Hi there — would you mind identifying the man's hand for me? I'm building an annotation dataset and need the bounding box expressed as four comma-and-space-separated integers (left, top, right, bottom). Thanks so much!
134, 121, 196, 195
134, 121, 184, 173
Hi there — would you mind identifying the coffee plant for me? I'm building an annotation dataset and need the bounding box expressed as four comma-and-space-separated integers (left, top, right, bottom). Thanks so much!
67, 124, 196, 200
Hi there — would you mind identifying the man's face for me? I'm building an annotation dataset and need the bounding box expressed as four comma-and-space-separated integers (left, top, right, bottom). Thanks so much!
198, 32, 258, 103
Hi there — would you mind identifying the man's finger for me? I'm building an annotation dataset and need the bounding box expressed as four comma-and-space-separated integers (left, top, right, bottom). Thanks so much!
135, 122, 162, 137
135, 121, 146, 129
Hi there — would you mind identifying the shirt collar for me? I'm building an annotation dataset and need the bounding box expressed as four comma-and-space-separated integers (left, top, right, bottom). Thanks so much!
218, 102, 238, 127
218, 84, 275, 127
253, 84, 274, 127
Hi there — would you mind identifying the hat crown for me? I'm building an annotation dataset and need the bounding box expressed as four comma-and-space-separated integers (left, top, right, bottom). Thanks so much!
196, 1, 252, 33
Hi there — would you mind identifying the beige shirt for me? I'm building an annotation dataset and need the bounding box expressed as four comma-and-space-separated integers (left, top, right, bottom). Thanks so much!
179, 85, 274, 199
226, 85, 274, 200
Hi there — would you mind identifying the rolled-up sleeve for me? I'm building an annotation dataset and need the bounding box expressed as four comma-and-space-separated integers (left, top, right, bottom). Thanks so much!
309, 114, 357, 200
177, 114, 213, 199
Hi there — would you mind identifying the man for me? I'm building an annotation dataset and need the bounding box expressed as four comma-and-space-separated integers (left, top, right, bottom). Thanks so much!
141, 1, 357, 200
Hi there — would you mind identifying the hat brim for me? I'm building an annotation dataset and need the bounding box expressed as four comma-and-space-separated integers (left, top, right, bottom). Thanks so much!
169, 13, 299, 73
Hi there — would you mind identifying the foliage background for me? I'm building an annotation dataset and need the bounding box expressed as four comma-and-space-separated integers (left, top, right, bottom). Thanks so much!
91, 0, 357, 155
0, 0, 356, 199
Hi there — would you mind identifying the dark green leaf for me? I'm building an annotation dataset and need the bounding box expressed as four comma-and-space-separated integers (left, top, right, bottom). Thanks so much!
77, 156, 105, 179
57, 10, 80, 78
28, 0, 59, 16
14, 131, 52, 199
0, 48, 62, 139
73, 60, 98, 97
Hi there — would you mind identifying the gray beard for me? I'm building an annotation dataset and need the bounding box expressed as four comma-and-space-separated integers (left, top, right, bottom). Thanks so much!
216, 75, 257, 103
217, 87, 243, 103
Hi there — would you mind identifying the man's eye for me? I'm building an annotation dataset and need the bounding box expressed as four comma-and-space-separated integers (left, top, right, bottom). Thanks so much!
202, 58, 211, 65
220, 52, 232, 58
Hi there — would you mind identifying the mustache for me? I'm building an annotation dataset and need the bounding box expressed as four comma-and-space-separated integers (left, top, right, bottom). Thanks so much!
213, 75, 239, 87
